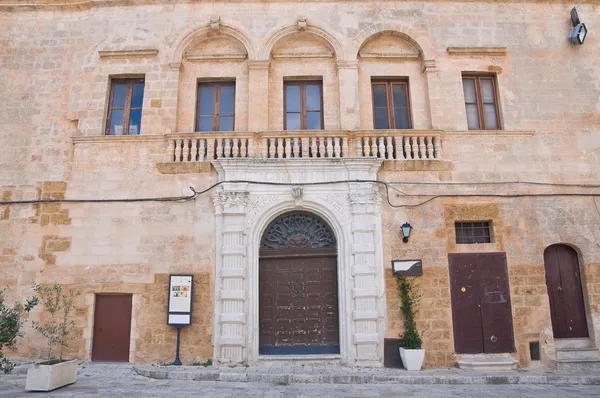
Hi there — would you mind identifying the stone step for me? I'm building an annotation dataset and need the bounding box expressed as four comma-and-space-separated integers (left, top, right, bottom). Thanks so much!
456, 358, 518, 371
554, 338, 595, 350
556, 347, 600, 361
556, 358, 600, 371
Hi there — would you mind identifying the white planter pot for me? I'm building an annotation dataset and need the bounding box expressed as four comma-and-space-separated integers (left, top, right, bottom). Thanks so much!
399, 347, 425, 371
25, 359, 78, 391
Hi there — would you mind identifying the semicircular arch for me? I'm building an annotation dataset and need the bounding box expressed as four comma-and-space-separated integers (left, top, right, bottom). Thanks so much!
261, 23, 345, 61
351, 23, 433, 61
171, 22, 257, 63
260, 211, 337, 250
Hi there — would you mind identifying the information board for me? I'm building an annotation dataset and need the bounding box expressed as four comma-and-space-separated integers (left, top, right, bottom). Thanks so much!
167, 274, 193, 326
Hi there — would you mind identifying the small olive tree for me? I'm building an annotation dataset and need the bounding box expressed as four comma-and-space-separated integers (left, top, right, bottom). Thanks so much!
32, 284, 80, 363
0, 290, 37, 374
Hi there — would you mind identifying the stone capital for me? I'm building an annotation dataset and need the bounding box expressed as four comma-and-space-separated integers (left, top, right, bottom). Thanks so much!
212, 191, 250, 214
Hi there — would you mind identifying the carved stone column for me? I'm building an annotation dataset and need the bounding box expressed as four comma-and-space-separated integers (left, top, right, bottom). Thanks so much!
212, 188, 249, 363
348, 184, 385, 365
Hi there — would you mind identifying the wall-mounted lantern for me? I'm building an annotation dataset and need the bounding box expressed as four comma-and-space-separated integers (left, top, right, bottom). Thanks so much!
401, 222, 413, 243
569, 7, 588, 45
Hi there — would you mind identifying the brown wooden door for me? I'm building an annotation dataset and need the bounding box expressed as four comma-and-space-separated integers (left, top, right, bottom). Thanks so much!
543, 245, 588, 338
92, 295, 132, 362
259, 248, 339, 355
448, 253, 515, 354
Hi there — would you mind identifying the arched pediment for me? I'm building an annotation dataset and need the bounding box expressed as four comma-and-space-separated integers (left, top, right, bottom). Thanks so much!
359, 33, 421, 60
271, 31, 335, 60
185, 34, 248, 61
261, 23, 344, 61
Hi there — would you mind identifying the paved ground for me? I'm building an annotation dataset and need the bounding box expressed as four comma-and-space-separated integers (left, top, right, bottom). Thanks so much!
2, 363, 600, 397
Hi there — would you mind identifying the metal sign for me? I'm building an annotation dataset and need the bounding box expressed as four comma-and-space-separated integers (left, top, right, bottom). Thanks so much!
391, 259, 423, 276
167, 274, 193, 326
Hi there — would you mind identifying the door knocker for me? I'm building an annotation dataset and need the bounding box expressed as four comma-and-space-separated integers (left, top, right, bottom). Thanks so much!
291, 281, 305, 295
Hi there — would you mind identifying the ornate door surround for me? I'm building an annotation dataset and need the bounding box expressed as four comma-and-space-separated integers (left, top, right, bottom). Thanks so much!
211, 158, 385, 366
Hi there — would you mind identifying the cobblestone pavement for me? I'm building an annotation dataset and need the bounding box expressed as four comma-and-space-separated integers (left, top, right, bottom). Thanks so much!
1, 363, 600, 398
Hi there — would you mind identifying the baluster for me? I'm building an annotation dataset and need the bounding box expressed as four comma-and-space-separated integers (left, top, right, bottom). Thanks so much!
370, 137, 378, 157
261, 137, 268, 158
311, 137, 318, 158
207, 138, 214, 160
269, 138, 275, 158
386, 136, 393, 159
168, 139, 176, 162
419, 136, 426, 160
277, 138, 283, 158
342, 136, 349, 158
320, 136, 325, 157
214, 138, 222, 158
334, 137, 341, 157
411, 137, 418, 160
226, 138, 233, 158
426, 136, 434, 159
378, 137, 386, 159
393, 137, 401, 160
245, 138, 252, 158
356, 136, 363, 156
404, 136, 411, 160
198, 139, 206, 161
173, 140, 180, 162
434, 136, 442, 159
284, 138, 291, 158
291, 137, 298, 158
188, 139, 196, 162
301, 137, 308, 158
326, 137, 334, 158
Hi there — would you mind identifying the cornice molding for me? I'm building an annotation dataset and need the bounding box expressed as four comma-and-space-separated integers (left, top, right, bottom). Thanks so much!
98, 49, 159, 59
359, 51, 420, 60
72, 134, 166, 144
185, 52, 248, 62
447, 46, 508, 56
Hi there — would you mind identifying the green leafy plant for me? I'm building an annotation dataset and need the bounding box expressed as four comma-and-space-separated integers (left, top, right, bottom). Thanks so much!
190, 358, 212, 367
32, 283, 80, 363
396, 276, 422, 350
0, 290, 37, 374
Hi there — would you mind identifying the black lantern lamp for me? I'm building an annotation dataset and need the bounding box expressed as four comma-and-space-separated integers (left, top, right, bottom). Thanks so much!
401, 222, 413, 243
569, 7, 588, 45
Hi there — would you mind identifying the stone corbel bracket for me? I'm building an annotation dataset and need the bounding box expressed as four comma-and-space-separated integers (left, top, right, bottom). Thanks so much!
447, 46, 508, 56
98, 49, 159, 59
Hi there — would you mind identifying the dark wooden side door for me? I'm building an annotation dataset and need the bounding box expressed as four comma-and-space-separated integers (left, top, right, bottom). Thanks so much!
448, 253, 515, 354
259, 248, 339, 355
543, 245, 588, 338
92, 294, 132, 362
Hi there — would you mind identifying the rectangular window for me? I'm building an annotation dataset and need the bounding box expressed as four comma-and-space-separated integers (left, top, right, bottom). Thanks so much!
196, 82, 235, 132
455, 221, 492, 244
371, 80, 411, 129
106, 78, 145, 135
462, 75, 500, 130
284, 81, 323, 130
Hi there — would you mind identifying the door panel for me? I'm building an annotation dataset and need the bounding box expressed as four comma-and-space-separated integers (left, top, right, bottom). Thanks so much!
478, 253, 515, 353
92, 295, 132, 362
544, 245, 588, 338
449, 253, 484, 354
259, 251, 340, 355
449, 253, 515, 354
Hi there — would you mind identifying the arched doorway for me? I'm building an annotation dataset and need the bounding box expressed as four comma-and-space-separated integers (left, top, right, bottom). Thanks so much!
259, 211, 340, 355
543, 244, 589, 338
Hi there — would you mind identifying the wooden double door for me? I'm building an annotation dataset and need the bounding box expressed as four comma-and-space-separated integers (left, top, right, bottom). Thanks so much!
448, 253, 515, 354
543, 244, 588, 338
259, 248, 340, 355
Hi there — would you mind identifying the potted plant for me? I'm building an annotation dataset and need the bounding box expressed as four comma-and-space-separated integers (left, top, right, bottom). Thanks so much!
25, 283, 80, 391
0, 289, 37, 374
396, 276, 424, 371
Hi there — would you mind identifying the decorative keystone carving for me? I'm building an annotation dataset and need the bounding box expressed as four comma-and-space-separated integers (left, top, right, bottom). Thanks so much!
210, 16, 221, 31
291, 186, 303, 199
297, 17, 307, 31
213, 191, 249, 213
349, 190, 382, 207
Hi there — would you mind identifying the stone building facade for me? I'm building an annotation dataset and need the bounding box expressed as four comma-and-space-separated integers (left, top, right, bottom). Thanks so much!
0, 0, 599, 369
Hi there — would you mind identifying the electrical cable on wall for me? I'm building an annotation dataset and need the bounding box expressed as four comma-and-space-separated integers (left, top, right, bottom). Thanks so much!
1, 179, 600, 209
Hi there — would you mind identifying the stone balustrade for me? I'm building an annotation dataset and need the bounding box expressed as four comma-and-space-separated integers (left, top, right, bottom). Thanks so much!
167, 130, 442, 162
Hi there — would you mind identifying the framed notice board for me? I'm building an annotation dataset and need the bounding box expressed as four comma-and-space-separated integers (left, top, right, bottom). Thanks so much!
167, 274, 193, 326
